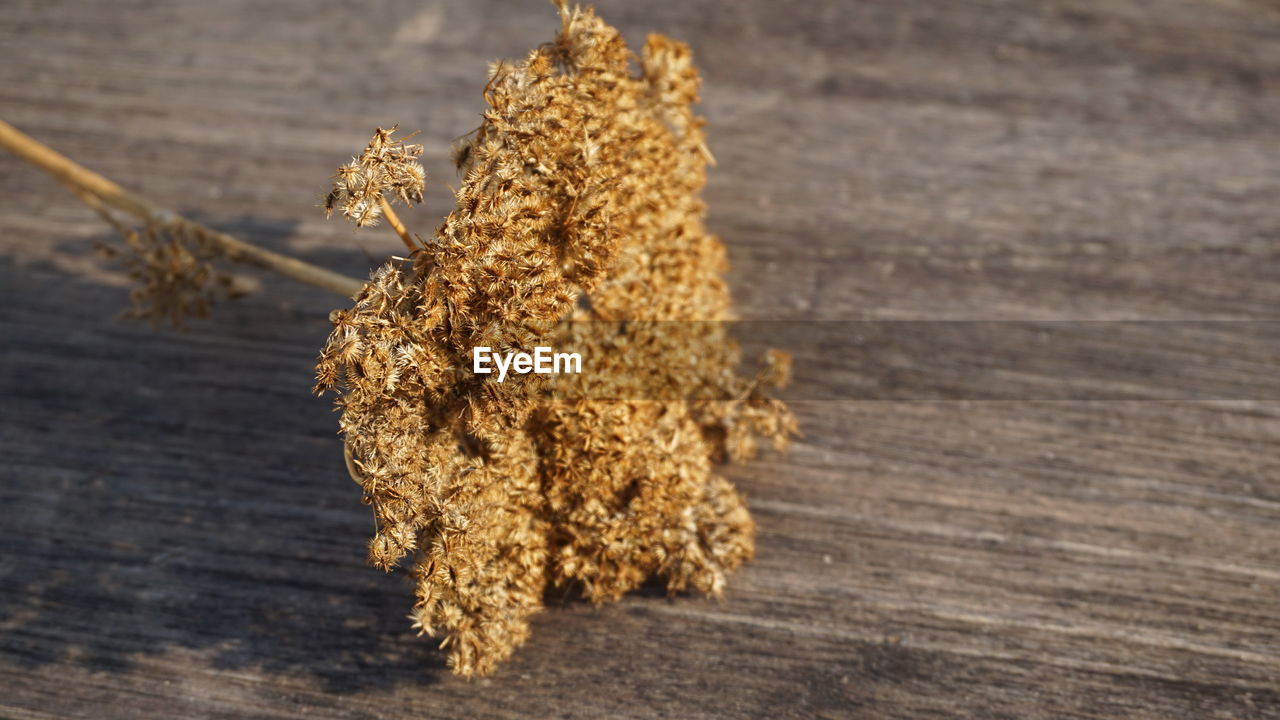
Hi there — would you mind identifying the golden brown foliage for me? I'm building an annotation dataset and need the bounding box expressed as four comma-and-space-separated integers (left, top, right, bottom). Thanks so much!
315, 4, 794, 677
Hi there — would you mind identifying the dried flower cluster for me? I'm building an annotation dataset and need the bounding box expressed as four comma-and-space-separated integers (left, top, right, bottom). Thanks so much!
324, 126, 426, 230
315, 3, 794, 677
85, 189, 241, 327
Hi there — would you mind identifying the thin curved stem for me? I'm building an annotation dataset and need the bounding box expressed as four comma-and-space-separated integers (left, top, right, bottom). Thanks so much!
377, 196, 418, 253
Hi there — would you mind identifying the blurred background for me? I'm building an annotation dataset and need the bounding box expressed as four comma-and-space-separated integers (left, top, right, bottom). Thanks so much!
1, 1, 1278, 718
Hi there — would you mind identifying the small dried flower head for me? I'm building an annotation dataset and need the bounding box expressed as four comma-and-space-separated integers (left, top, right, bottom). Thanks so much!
95, 216, 241, 328
325, 126, 426, 228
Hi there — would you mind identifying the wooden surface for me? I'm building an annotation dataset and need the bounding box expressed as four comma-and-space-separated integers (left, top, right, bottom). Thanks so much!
2, 0, 1279, 717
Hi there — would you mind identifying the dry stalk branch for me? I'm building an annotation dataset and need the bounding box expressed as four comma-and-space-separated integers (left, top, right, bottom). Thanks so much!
0, 119, 365, 299
377, 196, 417, 252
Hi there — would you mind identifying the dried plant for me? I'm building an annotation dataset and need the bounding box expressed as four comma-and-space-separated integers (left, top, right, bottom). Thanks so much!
0, 1, 794, 680
0, 117, 364, 308
315, 4, 795, 676
79, 188, 243, 326
325, 126, 426, 251
108, 222, 239, 326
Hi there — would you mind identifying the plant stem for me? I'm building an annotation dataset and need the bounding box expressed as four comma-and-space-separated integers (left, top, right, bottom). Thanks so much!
377, 196, 418, 253
0, 119, 366, 298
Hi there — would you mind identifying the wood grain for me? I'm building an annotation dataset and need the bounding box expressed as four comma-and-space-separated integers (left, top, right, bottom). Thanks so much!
1, 1, 1278, 717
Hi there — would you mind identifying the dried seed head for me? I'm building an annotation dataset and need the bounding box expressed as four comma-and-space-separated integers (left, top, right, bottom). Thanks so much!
95, 216, 242, 328
325, 126, 427, 228
316, 4, 794, 678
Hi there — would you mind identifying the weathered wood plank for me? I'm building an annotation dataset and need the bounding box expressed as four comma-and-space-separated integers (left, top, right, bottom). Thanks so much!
1, 0, 1278, 718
